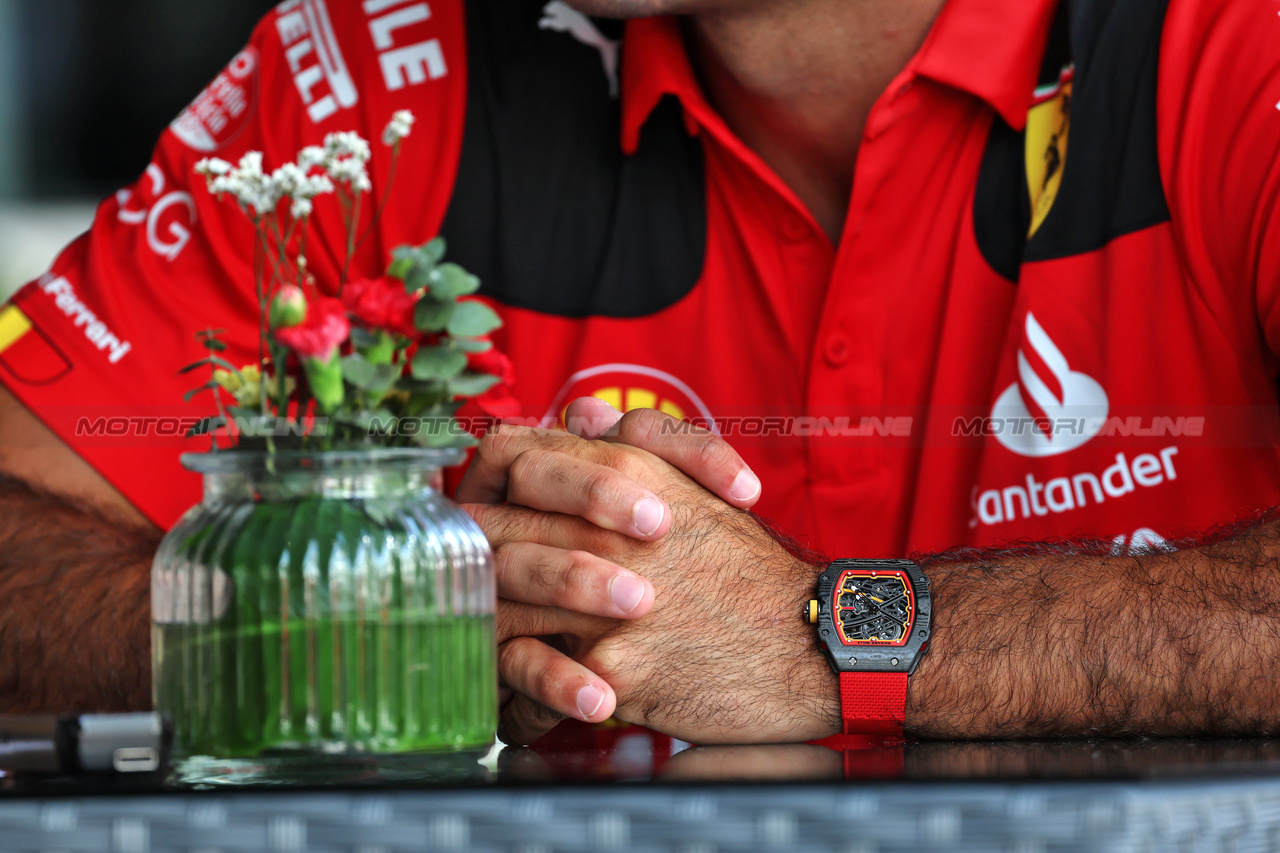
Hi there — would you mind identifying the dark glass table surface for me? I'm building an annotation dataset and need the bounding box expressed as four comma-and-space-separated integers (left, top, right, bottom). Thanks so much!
5, 724, 1280, 851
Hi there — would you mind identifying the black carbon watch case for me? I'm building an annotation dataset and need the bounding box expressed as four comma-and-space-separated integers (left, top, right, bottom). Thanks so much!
811, 559, 932, 675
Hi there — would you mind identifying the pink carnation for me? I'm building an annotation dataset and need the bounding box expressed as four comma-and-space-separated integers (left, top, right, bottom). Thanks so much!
274, 296, 350, 360
342, 276, 418, 338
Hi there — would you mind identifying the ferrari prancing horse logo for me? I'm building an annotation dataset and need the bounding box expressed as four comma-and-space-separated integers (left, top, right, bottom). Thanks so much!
1026, 65, 1074, 238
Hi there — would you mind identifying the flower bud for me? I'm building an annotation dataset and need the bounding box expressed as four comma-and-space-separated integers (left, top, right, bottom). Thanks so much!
304, 351, 345, 413
270, 285, 308, 329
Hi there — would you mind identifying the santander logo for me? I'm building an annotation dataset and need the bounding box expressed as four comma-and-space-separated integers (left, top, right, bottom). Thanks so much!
991, 312, 1109, 457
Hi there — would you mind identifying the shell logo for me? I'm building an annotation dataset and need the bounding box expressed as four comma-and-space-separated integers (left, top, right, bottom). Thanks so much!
541, 364, 718, 435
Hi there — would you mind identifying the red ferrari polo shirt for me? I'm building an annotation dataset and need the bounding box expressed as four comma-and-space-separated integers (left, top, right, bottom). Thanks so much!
2, 0, 1279, 562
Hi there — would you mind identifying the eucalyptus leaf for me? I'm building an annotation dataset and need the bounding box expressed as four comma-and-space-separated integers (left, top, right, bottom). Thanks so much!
349, 327, 380, 351
412, 345, 468, 381
430, 263, 481, 299
414, 297, 455, 333
446, 301, 502, 337
341, 353, 376, 388
404, 262, 433, 293
448, 370, 502, 397
411, 415, 477, 449
342, 354, 401, 392
452, 337, 494, 354
334, 408, 396, 432
387, 256, 414, 281
422, 236, 447, 266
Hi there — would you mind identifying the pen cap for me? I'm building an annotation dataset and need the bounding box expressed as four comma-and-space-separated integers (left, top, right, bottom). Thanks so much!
78, 713, 170, 773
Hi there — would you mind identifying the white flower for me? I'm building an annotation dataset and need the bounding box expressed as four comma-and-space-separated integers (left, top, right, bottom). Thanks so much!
382, 110, 416, 146
297, 145, 328, 170
324, 131, 371, 163
270, 163, 307, 197
198, 150, 283, 217
291, 198, 314, 219
194, 157, 233, 178
326, 156, 372, 193
237, 151, 265, 179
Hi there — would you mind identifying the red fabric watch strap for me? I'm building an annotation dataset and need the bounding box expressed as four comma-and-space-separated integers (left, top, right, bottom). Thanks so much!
840, 671, 908, 737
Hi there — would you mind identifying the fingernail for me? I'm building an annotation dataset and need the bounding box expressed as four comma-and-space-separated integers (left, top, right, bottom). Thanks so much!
633, 497, 666, 537
729, 469, 761, 502
577, 684, 606, 720
610, 572, 646, 614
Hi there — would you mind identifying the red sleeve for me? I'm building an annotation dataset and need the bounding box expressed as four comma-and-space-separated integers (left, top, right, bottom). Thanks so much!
1158, 0, 1280, 364
0, 0, 467, 529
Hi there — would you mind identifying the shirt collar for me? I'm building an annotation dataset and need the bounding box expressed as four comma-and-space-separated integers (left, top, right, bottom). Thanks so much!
914, 0, 1061, 131
619, 0, 1060, 150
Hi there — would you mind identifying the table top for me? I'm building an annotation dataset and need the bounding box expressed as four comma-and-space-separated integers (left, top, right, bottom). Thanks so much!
5, 726, 1280, 851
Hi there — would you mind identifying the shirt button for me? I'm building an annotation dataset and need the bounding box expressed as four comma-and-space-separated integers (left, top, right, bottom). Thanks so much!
825, 334, 851, 367
781, 211, 810, 242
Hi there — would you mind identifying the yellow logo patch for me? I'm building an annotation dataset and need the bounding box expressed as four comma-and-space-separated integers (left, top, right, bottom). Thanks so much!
0, 304, 32, 355
1025, 68, 1074, 238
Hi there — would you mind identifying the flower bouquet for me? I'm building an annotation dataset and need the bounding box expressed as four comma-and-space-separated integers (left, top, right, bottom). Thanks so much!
151, 113, 501, 778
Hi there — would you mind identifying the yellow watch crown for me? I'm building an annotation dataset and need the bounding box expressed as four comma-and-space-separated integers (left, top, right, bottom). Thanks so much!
807, 600, 819, 624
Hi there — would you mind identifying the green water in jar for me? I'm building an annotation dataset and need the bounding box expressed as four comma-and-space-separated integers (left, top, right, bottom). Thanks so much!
153, 491, 498, 759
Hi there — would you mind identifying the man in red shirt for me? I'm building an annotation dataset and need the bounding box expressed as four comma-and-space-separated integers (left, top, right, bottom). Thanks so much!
2, 0, 1280, 743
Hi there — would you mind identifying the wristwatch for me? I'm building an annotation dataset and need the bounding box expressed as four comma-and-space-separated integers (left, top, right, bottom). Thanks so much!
807, 559, 931, 738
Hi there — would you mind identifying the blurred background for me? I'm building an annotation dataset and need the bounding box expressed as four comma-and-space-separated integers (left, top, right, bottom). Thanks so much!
0, 0, 274, 299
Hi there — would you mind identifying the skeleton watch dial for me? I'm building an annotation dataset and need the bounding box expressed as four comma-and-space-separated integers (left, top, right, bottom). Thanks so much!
832, 570, 914, 646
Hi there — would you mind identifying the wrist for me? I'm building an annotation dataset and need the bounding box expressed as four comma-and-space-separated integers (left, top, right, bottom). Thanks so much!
806, 559, 931, 740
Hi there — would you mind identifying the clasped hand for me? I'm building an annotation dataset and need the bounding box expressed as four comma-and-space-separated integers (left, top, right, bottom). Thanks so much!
457, 398, 840, 745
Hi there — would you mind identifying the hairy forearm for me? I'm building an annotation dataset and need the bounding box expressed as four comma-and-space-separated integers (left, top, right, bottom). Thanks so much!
0, 475, 158, 713
906, 518, 1280, 738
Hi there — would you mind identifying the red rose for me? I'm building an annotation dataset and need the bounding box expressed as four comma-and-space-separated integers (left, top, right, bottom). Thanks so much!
342, 276, 418, 338
274, 296, 350, 360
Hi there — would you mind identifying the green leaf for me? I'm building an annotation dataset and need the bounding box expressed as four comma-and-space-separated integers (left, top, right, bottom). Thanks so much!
334, 408, 395, 432
178, 359, 211, 375
448, 370, 501, 398
446, 301, 502, 337
349, 327, 380, 350
410, 414, 477, 449
452, 337, 493, 354
422, 236, 447, 266
429, 263, 481, 299
414, 297, 455, 333
387, 256, 414, 281
404, 261, 433, 292
411, 345, 468, 381
206, 355, 241, 374
183, 381, 217, 402
182, 355, 240, 374
341, 354, 400, 392
201, 338, 228, 352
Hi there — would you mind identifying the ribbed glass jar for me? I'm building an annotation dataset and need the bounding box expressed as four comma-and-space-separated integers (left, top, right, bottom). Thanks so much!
151, 449, 497, 766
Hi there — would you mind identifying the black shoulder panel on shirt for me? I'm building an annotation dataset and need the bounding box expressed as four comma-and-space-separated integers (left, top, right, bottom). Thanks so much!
438, 1, 707, 318
973, 0, 1172, 283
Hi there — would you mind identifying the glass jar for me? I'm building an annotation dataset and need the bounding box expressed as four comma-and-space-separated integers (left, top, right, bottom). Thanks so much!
151, 449, 497, 771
